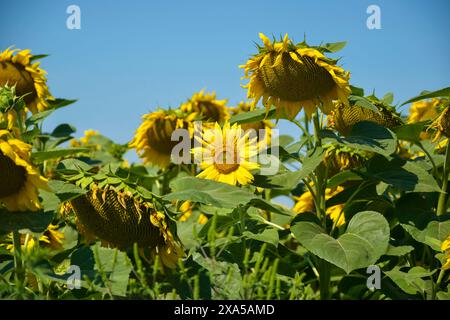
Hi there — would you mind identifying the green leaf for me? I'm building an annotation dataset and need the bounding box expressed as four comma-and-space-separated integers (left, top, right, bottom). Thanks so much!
0, 210, 53, 234
394, 123, 427, 143
385, 245, 415, 256
402, 220, 450, 251
322, 41, 347, 53
31, 148, 89, 163
48, 180, 86, 202
348, 95, 378, 112
323, 121, 397, 156
51, 123, 76, 138
381, 92, 394, 105
350, 85, 364, 97
291, 211, 390, 274
164, 177, 255, 208
262, 148, 324, 190
230, 106, 276, 124
401, 87, 450, 106
243, 228, 279, 247
385, 267, 435, 295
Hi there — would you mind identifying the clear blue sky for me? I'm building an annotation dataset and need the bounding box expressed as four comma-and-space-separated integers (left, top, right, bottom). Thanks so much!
1, 0, 449, 164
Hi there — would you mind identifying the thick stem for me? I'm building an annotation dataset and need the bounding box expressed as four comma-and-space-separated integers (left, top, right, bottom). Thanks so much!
437, 142, 450, 216
317, 258, 331, 300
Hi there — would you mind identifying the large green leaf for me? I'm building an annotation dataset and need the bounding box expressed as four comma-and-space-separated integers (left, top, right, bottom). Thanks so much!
164, 177, 255, 208
229, 106, 276, 124
394, 123, 427, 143
323, 121, 397, 156
402, 220, 450, 251
401, 87, 450, 106
0, 210, 53, 234
385, 267, 435, 295
291, 211, 390, 274
262, 148, 324, 190
32, 148, 89, 163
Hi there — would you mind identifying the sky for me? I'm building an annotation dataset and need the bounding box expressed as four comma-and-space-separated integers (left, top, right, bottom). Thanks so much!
1, 0, 449, 165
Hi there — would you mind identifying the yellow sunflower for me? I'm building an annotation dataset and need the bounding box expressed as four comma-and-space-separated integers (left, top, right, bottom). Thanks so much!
67, 184, 184, 269
180, 90, 230, 123
0, 48, 53, 114
229, 102, 273, 151
430, 106, 450, 142
5, 224, 64, 252
442, 235, 450, 270
70, 129, 100, 149
0, 130, 49, 211
329, 100, 402, 136
178, 200, 208, 224
130, 109, 190, 168
407, 98, 442, 124
293, 186, 345, 227
240, 33, 350, 119
192, 122, 260, 185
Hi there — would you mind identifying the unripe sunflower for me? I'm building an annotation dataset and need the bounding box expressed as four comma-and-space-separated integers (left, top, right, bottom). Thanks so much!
68, 184, 183, 268
329, 101, 402, 136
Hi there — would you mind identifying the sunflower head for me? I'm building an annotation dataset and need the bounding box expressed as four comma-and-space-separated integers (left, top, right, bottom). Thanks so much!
293, 185, 345, 227
0, 48, 53, 114
192, 122, 260, 185
240, 33, 350, 120
329, 98, 402, 136
323, 143, 371, 176
229, 102, 273, 151
407, 98, 443, 124
180, 90, 229, 124
67, 183, 183, 268
0, 130, 49, 211
430, 105, 450, 141
442, 235, 450, 270
130, 109, 190, 168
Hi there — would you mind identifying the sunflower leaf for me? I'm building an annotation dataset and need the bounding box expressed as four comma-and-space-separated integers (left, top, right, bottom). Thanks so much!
230, 106, 276, 124
401, 86, 450, 106
31, 148, 89, 163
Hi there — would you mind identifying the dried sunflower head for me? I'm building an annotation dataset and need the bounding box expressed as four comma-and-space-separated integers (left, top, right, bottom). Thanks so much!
323, 143, 371, 176
430, 105, 450, 142
240, 33, 350, 119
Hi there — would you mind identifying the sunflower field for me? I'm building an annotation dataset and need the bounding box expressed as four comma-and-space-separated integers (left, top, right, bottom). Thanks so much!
0, 33, 450, 301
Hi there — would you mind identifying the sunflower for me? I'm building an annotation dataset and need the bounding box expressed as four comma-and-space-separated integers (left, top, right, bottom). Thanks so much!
4, 224, 64, 253
70, 129, 100, 149
192, 122, 259, 186
240, 33, 350, 120
293, 186, 345, 227
67, 184, 183, 268
180, 90, 229, 124
407, 98, 443, 124
130, 109, 190, 168
329, 100, 402, 136
0, 130, 49, 211
430, 106, 450, 142
229, 102, 273, 151
178, 201, 208, 224
0, 48, 53, 114
323, 143, 370, 176
442, 235, 450, 270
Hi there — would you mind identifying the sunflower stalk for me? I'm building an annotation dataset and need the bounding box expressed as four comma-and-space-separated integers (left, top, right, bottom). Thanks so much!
437, 141, 450, 216
12, 231, 25, 290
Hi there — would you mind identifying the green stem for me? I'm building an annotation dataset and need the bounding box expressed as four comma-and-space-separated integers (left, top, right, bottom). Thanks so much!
12, 231, 25, 289
317, 258, 331, 300
437, 142, 450, 216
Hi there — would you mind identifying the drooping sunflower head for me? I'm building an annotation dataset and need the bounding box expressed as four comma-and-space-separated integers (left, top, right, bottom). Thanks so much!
329, 98, 403, 136
430, 105, 450, 142
192, 122, 260, 186
0, 48, 53, 114
130, 109, 189, 168
407, 98, 443, 124
229, 101, 273, 151
0, 130, 49, 211
180, 90, 229, 124
293, 185, 345, 227
240, 33, 351, 120
323, 143, 371, 176
67, 183, 183, 268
